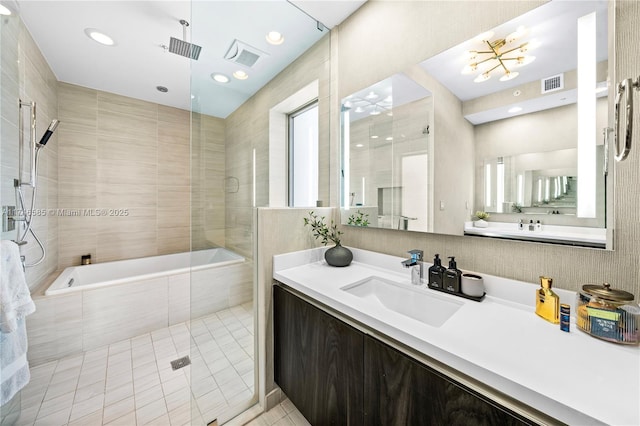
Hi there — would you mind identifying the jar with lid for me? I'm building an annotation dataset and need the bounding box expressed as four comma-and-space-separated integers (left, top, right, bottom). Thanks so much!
576, 283, 639, 345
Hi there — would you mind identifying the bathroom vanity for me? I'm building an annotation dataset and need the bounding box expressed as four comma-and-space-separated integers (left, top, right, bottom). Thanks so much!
272, 247, 639, 425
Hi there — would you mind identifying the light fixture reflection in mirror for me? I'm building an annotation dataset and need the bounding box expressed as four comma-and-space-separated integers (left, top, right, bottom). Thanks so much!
341, 0, 611, 249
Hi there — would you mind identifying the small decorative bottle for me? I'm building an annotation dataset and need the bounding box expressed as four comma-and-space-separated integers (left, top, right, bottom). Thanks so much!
536, 276, 560, 324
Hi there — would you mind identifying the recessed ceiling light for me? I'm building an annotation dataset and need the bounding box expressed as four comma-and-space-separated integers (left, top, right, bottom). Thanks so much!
266, 31, 284, 45
84, 28, 115, 46
233, 70, 248, 80
156, 86, 168, 93
385, 136, 393, 141
0, 4, 12, 15
356, 144, 364, 148
508, 106, 522, 114
370, 135, 378, 139
211, 73, 229, 83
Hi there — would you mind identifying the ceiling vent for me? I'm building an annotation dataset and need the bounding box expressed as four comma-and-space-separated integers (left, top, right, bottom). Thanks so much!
541, 74, 564, 94
224, 39, 268, 68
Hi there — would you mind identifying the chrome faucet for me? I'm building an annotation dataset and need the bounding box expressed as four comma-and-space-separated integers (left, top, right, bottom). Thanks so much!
402, 249, 424, 285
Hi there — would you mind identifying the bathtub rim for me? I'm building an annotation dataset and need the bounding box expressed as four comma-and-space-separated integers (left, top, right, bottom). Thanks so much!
42, 249, 246, 297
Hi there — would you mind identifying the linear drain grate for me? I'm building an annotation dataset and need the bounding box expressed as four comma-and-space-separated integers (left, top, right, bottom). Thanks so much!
170, 355, 191, 371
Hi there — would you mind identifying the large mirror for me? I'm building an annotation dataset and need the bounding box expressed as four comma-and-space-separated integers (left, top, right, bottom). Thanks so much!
340, 0, 611, 248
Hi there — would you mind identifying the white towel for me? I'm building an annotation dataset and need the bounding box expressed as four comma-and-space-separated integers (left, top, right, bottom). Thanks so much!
1, 240, 35, 333
1, 318, 31, 406
0, 240, 35, 406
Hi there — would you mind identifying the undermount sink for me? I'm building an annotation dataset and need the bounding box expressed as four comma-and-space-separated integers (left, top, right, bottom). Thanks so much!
341, 276, 463, 327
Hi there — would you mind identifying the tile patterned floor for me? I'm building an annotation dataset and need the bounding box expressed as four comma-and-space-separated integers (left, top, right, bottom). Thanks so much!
245, 398, 309, 426
14, 303, 255, 426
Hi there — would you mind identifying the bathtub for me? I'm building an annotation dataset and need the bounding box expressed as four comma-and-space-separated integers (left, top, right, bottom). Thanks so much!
45, 248, 244, 295
28, 248, 253, 365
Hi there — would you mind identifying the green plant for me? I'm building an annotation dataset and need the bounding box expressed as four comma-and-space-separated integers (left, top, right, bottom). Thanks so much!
347, 210, 370, 227
303, 211, 342, 246
474, 211, 490, 220
512, 203, 523, 213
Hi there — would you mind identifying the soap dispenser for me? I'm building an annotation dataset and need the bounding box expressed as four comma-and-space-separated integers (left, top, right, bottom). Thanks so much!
428, 254, 446, 290
535, 276, 560, 324
444, 256, 462, 293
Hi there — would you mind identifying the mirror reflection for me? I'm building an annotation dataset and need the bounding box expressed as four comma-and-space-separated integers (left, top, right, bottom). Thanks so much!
340, 73, 434, 232
340, 0, 610, 248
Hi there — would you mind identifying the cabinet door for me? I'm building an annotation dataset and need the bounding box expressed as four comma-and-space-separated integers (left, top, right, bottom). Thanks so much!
274, 285, 364, 425
364, 336, 533, 426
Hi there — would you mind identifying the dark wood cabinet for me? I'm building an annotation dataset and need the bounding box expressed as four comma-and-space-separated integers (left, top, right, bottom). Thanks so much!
274, 283, 538, 426
363, 335, 532, 426
274, 285, 364, 425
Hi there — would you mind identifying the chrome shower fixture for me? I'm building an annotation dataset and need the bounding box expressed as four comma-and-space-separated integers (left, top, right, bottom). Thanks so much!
37, 119, 60, 147
169, 19, 202, 60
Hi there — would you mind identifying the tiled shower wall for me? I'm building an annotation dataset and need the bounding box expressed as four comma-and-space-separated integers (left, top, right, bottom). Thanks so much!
0, 14, 58, 290
56, 83, 193, 268
191, 112, 226, 251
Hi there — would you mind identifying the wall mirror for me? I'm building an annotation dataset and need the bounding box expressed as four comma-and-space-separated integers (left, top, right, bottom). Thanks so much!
340, 0, 612, 249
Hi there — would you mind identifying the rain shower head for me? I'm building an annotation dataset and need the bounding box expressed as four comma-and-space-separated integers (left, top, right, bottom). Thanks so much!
37, 119, 60, 147
169, 19, 202, 60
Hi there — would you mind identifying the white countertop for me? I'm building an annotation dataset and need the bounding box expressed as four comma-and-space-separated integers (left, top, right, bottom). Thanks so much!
273, 247, 639, 426
464, 221, 607, 248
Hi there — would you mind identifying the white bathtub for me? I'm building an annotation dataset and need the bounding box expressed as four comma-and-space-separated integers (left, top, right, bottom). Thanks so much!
45, 248, 244, 296
29, 248, 253, 365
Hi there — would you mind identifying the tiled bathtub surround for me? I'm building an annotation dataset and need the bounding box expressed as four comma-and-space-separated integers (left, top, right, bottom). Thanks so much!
15, 303, 255, 426
27, 257, 252, 366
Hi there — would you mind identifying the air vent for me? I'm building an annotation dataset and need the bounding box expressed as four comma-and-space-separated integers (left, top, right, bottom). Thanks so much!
224, 39, 268, 68
541, 74, 564, 94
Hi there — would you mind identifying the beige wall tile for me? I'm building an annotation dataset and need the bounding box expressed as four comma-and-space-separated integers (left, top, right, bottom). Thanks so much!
97, 91, 157, 119
1, 16, 58, 289
27, 294, 83, 365
82, 277, 169, 351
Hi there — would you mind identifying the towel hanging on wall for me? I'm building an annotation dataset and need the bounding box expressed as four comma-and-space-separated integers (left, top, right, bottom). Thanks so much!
1, 240, 35, 333
0, 240, 36, 406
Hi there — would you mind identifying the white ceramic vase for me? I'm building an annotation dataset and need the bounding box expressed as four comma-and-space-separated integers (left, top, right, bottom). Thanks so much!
474, 219, 489, 228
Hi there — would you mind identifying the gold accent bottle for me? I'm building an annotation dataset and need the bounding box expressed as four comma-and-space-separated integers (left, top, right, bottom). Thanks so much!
536, 276, 560, 324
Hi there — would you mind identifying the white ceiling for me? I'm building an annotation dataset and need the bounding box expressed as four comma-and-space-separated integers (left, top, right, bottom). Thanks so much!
420, 0, 608, 123
17, 0, 366, 118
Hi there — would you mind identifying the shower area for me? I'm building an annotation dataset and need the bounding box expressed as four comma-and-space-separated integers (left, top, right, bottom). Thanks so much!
0, 1, 328, 425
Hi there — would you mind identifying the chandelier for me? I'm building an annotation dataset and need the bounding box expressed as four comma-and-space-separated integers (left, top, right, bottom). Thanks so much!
462, 27, 536, 83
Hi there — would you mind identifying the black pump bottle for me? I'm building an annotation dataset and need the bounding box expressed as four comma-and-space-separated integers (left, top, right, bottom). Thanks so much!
428, 254, 446, 289
444, 256, 462, 293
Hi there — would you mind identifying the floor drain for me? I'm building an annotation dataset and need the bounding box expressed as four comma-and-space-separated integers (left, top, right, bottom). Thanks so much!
170, 355, 191, 371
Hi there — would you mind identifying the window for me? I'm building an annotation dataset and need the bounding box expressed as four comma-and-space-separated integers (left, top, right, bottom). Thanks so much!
289, 101, 319, 207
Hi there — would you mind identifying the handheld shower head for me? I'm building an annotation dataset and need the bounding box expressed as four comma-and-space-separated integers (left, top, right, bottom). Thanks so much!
37, 119, 60, 147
